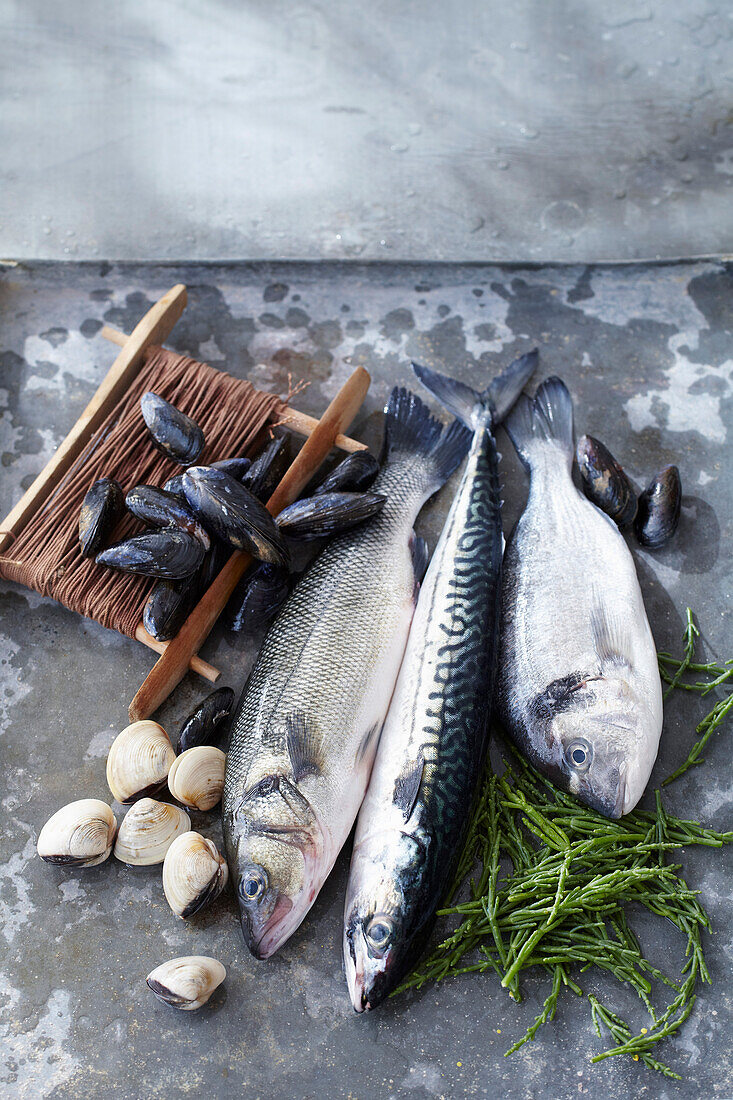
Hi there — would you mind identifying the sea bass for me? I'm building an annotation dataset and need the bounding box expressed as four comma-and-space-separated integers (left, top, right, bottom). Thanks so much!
343, 351, 537, 1011
222, 388, 470, 959
498, 377, 663, 818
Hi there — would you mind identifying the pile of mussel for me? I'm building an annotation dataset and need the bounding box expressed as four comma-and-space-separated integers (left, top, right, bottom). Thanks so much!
37, 687, 236, 1011
79, 391, 383, 640
575, 435, 682, 548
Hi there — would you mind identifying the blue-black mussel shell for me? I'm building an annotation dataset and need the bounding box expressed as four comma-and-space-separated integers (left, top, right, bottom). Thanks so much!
78, 478, 125, 558
140, 392, 205, 465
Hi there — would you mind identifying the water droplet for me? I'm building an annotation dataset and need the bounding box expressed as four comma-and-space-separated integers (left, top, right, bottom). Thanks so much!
390, 142, 408, 154
497, 160, 509, 170
408, 123, 422, 136
509, 41, 528, 52
519, 125, 539, 140
43, 227, 51, 235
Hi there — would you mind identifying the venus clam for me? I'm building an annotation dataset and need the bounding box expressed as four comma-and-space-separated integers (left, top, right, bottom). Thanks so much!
114, 798, 190, 865
37, 799, 117, 867
106, 720, 176, 804
167, 746, 226, 812
162, 832, 229, 918
146, 955, 226, 1011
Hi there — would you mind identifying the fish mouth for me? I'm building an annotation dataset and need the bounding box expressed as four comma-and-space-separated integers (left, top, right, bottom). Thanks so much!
240, 892, 295, 960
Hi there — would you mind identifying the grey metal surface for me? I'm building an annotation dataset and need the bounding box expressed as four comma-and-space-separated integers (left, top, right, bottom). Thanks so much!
2, 1, 733, 264
0, 260, 730, 1099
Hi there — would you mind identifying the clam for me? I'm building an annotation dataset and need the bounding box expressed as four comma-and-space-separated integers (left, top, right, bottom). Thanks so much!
177, 687, 235, 753
182, 467, 290, 568
315, 450, 379, 495
634, 465, 682, 549
146, 955, 225, 1011
37, 799, 117, 867
79, 478, 124, 558
106, 720, 176, 804
210, 457, 251, 480
96, 529, 205, 580
168, 746, 226, 811
276, 491, 386, 539
225, 562, 290, 634
162, 832, 229, 918
243, 435, 290, 502
576, 435, 637, 526
140, 391, 204, 464
114, 798, 190, 865
125, 485, 211, 549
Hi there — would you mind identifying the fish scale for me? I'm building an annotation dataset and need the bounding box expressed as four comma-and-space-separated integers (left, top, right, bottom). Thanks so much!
343, 350, 537, 1012
223, 387, 471, 959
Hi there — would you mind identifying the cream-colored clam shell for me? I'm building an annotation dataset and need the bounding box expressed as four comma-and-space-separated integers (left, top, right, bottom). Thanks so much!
146, 955, 226, 1010
37, 799, 117, 867
106, 720, 175, 804
113, 798, 190, 865
167, 746, 226, 812
162, 831, 228, 918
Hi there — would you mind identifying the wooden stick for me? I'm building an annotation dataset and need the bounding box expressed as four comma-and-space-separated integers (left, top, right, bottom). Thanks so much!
128, 365, 371, 721
135, 625, 221, 683
0, 286, 187, 555
100, 324, 367, 453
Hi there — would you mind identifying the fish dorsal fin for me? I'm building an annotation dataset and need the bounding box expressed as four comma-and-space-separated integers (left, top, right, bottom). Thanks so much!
285, 714, 323, 782
393, 755, 425, 822
590, 604, 633, 669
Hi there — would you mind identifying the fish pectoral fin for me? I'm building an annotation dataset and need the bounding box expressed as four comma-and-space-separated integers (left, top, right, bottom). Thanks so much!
590, 602, 633, 669
410, 532, 430, 587
285, 713, 323, 783
393, 755, 425, 823
355, 721, 382, 765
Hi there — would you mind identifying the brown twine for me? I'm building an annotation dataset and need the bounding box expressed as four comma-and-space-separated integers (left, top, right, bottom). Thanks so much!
0, 347, 286, 637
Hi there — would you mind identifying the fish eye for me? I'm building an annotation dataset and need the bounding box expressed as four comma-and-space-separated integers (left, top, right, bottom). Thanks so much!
239, 867, 268, 903
565, 738, 592, 771
365, 915, 394, 952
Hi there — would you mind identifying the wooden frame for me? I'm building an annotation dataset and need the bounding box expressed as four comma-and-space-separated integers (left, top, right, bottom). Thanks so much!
0, 286, 371, 717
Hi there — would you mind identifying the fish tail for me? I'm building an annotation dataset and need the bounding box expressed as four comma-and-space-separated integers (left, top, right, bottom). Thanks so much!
411, 349, 538, 430
381, 387, 471, 489
503, 376, 574, 473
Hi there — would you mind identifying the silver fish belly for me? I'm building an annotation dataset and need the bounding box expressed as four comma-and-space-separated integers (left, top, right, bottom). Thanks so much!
222, 388, 470, 958
498, 377, 663, 818
343, 352, 537, 1011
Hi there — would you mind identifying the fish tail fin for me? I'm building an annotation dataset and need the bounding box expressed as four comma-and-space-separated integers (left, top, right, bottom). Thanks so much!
503, 376, 574, 473
411, 349, 538, 430
381, 387, 471, 489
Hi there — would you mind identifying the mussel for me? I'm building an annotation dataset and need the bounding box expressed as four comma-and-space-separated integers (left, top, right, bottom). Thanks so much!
140, 392, 204, 464
163, 473, 187, 498
315, 451, 379, 495
162, 832, 229, 918
146, 956, 225, 1011
276, 491, 386, 539
243, 435, 290, 502
209, 457, 251, 480
37, 799, 117, 867
182, 467, 290, 567
576, 435, 637, 526
96, 529, 205, 580
167, 746, 226, 812
177, 687, 235, 753
143, 578, 197, 642
634, 465, 682, 549
125, 485, 211, 549
106, 720, 176, 804
113, 798, 190, 865
79, 478, 124, 558
225, 562, 290, 633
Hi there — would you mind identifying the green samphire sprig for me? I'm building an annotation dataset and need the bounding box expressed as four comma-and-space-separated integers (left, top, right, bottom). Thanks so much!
396, 609, 732, 1079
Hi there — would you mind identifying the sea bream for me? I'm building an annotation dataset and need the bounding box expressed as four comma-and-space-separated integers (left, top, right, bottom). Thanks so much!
497, 377, 663, 818
343, 351, 538, 1012
222, 388, 470, 959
